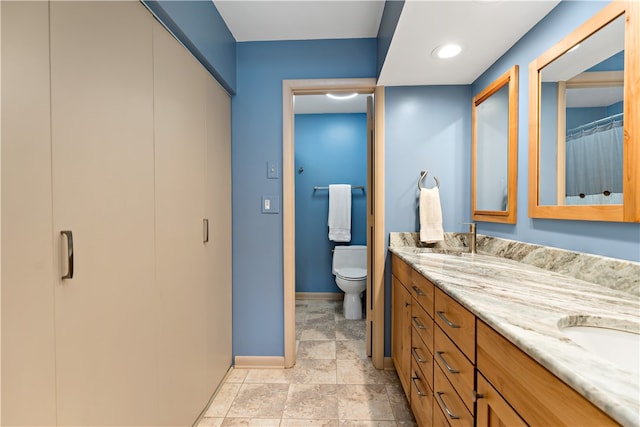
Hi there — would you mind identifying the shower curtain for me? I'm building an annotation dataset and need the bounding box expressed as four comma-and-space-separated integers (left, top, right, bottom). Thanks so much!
565, 117, 623, 205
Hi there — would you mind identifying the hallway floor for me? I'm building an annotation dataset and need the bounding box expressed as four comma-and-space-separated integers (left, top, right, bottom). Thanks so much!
197, 299, 416, 426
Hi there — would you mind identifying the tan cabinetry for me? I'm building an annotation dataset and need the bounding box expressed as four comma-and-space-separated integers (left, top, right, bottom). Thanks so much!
476, 321, 618, 427
433, 288, 476, 425
391, 254, 619, 427
1, 2, 231, 425
392, 274, 412, 395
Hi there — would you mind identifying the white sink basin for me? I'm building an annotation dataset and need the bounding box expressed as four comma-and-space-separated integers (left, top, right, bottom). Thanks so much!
561, 325, 640, 374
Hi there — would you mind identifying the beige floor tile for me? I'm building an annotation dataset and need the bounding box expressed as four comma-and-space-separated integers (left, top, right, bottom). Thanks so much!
306, 312, 336, 324
337, 360, 396, 384
281, 419, 340, 427
244, 368, 292, 384
297, 340, 336, 359
338, 385, 395, 421
291, 359, 337, 384
386, 384, 414, 422
299, 323, 337, 341
205, 383, 242, 417
221, 418, 281, 426
226, 383, 289, 418
197, 417, 224, 426
225, 369, 249, 384
395, 421, 418, 427
283, 384, 339, 419
336, 340, 367, 360
336, 321, 366, 341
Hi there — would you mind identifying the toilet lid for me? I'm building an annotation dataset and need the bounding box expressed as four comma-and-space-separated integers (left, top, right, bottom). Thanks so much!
335, 267, 366, 280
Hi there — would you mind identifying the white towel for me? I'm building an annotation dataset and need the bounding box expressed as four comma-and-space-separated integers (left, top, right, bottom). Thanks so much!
328, 184, 351, 242
419, 187, 444, 243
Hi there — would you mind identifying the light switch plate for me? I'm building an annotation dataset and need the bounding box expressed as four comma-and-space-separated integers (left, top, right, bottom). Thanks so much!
261, 195, 279, 214
267, 161, 279, 179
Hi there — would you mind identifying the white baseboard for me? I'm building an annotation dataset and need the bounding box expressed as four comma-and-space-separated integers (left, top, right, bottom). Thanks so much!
234, 356, 285, 369
296, 292, 343, 301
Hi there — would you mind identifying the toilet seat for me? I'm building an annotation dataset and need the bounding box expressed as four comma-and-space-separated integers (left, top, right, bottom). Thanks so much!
334, 267, 366, 281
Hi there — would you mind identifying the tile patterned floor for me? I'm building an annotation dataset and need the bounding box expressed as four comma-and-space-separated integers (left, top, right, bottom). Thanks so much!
198, 299, 416, 427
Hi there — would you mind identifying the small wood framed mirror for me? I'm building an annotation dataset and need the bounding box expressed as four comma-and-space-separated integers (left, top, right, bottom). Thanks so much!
472, 65, 519, 223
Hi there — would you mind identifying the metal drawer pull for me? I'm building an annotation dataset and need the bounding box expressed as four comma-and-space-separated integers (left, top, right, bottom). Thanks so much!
203, 218, 209, 243
436, 351, 459, 374
412, 285, 425, 296
61, 230, 74, 279
412, 347, 427, 363
411, 376, 427, 397
436, 391, 460, 420
436, 311, 461, 328
412, 317, 426, 330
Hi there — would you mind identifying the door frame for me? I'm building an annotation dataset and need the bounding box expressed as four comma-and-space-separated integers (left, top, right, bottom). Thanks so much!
282, 78, 385, 369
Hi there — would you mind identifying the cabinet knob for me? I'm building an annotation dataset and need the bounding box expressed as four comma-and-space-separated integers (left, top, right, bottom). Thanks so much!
472, 390, 484, 402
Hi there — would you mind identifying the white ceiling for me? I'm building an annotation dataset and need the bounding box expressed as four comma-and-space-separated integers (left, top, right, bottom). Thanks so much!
294, 94, 370, 114
214, 0, 560, 86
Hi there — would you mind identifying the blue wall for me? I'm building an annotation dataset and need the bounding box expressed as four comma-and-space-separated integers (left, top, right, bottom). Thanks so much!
294, 114, 368, 294
470, 0, 639, 262
383, 86, 471, 356
232, 39, 377, 358
142, 0, 237, 94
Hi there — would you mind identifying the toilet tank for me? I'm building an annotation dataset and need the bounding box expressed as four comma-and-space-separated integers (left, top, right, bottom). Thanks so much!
332, 245, 367, 274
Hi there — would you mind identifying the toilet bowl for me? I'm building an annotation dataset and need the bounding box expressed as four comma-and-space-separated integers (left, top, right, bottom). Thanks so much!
332, 245, 367, 320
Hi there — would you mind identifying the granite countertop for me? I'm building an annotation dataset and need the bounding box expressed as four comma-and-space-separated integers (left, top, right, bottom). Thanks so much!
388, 241, 640, 427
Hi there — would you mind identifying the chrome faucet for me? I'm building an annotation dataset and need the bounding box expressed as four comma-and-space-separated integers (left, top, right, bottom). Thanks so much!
461, 223, 477, 254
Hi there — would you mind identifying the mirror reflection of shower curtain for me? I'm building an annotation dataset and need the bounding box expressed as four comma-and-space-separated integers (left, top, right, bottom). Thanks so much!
565, 119, 623, 205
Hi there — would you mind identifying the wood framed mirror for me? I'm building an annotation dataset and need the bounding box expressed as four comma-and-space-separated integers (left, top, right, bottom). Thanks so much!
528, 1, 639, 222
472, 65, 518, 223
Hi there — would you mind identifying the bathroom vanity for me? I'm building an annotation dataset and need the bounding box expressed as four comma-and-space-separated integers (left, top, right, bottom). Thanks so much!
389, 233, 639, 427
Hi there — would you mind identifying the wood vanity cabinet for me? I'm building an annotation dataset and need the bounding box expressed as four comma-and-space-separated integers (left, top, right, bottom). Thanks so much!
476, 321, 619, 427
390, 254, 621, 427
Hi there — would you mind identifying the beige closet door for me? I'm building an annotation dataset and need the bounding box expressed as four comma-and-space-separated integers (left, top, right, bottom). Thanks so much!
153, 22, 217, 425
1, 2, 57, 425
204, 70, 233, 392
50, 2, 158, 425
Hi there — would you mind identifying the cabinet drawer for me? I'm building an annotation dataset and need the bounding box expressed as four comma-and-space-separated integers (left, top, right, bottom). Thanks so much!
411, 358, 434, 427
477, 321, 618, 426
411, 300, 434, 353
392, 255, 412, 287
410, 269, 434, 317
434, 365, 473, 427
434, 288, 475, 363
412, 327, 434, 390
433, 400, 451, 427
434, 326, 474, 413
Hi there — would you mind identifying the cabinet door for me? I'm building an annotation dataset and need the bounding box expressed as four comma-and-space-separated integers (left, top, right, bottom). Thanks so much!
49, 2, 158, 425
204, 73, 233, 390
392, 276, 412, 396
1, 2, 56, 425
476, 374, 527, 427
153, 21, 215, 424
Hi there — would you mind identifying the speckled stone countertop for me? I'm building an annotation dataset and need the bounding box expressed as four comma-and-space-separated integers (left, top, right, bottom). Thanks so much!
389, 233, 640, 427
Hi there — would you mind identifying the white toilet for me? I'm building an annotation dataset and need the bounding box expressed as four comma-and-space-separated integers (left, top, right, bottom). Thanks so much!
332, 245, 367, 320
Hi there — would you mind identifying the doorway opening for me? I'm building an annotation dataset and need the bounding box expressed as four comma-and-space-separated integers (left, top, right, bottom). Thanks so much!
282, 79, 385, 369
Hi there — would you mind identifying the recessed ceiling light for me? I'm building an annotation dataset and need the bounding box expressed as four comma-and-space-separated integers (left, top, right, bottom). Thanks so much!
326, 93, 358, 100
432, 43, 462, 59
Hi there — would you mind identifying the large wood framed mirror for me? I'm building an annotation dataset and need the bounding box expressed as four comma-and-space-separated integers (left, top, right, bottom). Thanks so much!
472, 65, 518, 223
529, 1, 639, 222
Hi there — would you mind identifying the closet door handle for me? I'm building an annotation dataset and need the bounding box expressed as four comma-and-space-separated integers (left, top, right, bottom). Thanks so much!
203, 219, 209, 243
61, 230, 74, 279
